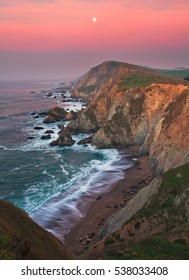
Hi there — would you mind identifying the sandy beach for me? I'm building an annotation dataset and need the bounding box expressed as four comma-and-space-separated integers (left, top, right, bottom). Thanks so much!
64, 152, 153, 258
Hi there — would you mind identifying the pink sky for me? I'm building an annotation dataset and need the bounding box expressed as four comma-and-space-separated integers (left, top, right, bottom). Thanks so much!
0, 0, 189, 80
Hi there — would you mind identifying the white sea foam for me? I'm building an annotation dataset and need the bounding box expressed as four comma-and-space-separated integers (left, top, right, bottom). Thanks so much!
10, 167, 20, 172
0, 86, 133, 239
30, 148, 133, 237
42, 169, 55, 179
60, 165, 69, 176
0, 145, 14, 151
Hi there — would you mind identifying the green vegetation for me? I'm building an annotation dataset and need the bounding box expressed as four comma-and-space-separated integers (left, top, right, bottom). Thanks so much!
119, 72, 152, 91
104, 238, 115, 247
0, 200, 73, 260
139, 163, 189, 220
156, 68, 189, 79
0, 234, 16, 260
161, 162, 189, 192
104, 162, 189, 260
184, 75, 189, 81
105, 237, 189, 260
118, 72, 175, 91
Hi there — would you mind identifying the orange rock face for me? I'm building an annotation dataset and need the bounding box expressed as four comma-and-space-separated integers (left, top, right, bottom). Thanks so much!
69, 61, 189, 174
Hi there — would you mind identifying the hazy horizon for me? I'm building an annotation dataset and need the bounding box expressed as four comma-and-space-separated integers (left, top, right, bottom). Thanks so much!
1, 0, 189, 81
1, 52, 189, 82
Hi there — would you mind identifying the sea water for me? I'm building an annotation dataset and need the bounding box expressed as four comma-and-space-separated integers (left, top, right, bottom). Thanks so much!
0, 80, 133, 240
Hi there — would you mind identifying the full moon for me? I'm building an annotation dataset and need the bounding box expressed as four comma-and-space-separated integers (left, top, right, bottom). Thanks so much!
92, 17, 97, 22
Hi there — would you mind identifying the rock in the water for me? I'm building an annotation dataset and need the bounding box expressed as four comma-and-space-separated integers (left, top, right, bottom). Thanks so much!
43, 115, 55, 123
30, 111, 37, 115
41, 134, 51, 140
58, 124, 65, 129
46, 92, 53, 97
77, 135, 93, 145
43, 106, 78, 123
65, 112, 75, 121
50, 133, 75, 147
38, 111, 49, 116
48, 106, 67, 121
50, 139, 58, 146
34, 126, 44, 130
45, 130, 54, 134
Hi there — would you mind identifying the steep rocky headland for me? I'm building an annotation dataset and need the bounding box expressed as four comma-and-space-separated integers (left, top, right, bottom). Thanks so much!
65, 61, 189, 259
1, 60, 189, 260
68, 61, 189, 174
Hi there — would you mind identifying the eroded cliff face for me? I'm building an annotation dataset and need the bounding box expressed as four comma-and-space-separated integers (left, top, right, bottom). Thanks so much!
67, 61, 189, 259
69, 61, 189, 174
81, 162, 189, 260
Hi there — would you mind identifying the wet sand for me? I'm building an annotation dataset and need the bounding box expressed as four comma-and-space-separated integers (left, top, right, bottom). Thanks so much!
64, 153, 153, 258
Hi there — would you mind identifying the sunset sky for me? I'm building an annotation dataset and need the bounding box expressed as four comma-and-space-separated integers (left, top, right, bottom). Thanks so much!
0, 0, 189, 80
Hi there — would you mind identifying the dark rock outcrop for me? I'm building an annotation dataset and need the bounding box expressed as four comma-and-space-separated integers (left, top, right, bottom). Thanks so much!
43, 106, 68, 123
43, 115, 55, 123
45, 130, 54, 134
50, 133, 75, 147
34, 126, 44, 130
77, 135, 93, 145
43, 107, 78, 123
38, 111, 49, 116
41, 134, 51, 140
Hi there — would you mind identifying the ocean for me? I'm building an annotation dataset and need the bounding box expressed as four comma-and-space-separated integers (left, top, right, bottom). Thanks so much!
0, 80, 133, 240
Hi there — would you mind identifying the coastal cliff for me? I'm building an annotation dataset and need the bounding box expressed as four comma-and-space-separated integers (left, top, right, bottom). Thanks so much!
69, 61, 189, 174
81, 162, 189, 259
67, 61, 189, 259
0, 200, 73, 260
2, 61, 189, 260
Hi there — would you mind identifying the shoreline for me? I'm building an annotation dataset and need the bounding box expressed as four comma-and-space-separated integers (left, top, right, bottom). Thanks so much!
64, 153, 153, 258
